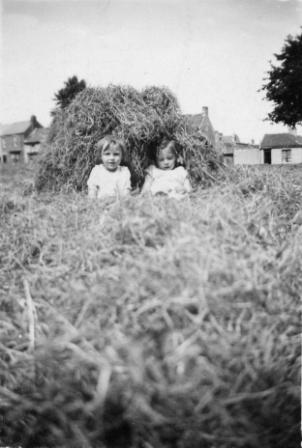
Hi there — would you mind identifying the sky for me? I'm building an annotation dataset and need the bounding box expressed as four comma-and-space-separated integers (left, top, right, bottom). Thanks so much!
1, 0, 302, 143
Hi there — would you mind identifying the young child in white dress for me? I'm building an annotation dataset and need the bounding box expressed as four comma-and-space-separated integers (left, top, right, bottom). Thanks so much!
87, 136, 131, 199
141, 139, 191, 198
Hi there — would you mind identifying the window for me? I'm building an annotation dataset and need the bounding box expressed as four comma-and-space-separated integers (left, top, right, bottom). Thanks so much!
28, 152, 38, 161
281, 149, 292, 163
11, 153, 20, 163
2, 138, 6, 149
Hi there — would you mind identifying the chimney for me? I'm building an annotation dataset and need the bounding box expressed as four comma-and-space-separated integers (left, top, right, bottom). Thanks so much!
202, 106, 208, 117
30, 115, 37, 125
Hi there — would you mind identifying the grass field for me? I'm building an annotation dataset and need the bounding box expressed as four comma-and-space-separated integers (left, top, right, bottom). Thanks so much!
0, 163, 301, 448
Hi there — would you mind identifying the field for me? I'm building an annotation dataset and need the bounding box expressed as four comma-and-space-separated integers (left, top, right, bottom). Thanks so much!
0, 163, 301, 448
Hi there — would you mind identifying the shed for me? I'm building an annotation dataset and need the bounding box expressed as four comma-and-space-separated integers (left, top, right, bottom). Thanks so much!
260, 133, 302, 164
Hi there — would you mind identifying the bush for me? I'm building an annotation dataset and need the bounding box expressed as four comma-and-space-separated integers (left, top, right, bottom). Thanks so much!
35, 85, 222, 192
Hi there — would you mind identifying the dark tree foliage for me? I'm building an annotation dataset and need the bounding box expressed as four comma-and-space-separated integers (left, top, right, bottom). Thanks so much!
54, 75, 86, 110
261, 31, 302, 127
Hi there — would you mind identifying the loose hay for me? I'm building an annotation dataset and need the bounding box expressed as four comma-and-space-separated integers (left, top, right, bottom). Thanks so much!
0, 164, 301, 448
35, 85, 222, 192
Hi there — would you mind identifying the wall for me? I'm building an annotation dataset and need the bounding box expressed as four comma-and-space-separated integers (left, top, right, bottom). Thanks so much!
271, 147, 302, 164
24, 143, 41, 163
234, 147, 261, 165
2, 135, 23, 153
0, 141, 7, 162
1, 135, 25, 162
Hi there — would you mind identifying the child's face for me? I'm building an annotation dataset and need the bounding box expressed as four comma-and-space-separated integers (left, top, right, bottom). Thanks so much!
101, 144, 122, 171
156, 146, 176, 170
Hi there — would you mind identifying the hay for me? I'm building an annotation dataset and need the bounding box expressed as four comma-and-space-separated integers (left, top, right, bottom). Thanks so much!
1, 164, 301, 448
35, 85, 221, 191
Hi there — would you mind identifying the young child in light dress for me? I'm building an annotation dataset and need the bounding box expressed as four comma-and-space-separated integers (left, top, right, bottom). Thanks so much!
87, 136, 131, 199
141, 139, 191, 198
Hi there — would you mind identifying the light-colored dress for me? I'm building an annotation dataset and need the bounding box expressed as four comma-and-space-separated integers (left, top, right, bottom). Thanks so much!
142, 165, 191, 198
87, 164, 131, 199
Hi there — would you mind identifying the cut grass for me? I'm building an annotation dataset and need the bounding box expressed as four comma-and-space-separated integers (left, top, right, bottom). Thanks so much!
0, 163, 301, 448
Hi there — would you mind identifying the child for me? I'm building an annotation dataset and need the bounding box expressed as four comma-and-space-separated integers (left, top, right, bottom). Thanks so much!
87, 136, 131, 199
141, 139, 191, 198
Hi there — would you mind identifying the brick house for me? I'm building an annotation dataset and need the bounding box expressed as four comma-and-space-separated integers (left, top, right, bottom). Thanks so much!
0, 115, 46, 163
260, 133, 302, 164
184, 106, 216, 148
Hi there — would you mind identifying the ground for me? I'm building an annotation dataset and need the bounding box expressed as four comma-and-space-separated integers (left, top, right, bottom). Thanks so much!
0, 163, 301, 448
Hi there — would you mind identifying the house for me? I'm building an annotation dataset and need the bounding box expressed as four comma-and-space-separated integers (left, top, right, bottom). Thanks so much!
184, 106, 216, 148
260, 132, 302, 164
0, 115, 47, 163
183, 108, 261, 165
214, 133, 259, 165
215, 133, 240, 164
220, 131, 302, 165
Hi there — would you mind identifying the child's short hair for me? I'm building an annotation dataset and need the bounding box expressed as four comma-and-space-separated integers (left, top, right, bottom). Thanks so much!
95, 135, 126, 164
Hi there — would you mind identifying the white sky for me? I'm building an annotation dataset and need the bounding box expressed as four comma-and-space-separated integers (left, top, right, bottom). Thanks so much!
1, 0, 302, 143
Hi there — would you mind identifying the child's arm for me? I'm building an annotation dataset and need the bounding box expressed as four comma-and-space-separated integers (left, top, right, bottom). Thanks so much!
88, 184, 99, 198
184, 176, 192, 193
87, 167, 99, 198
120, 168, 131, 196
141, 172, 153, 195
177, 167, 192, 194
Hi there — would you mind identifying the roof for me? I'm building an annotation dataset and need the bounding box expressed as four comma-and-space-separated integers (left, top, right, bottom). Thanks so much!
219, 134, 258, 155
185, 113, 203, 129
222, 134, 240, 144
260, 133, 302, 149
1, 121, 31, 136
24, 128, 49, 144
235, 143, 259, 149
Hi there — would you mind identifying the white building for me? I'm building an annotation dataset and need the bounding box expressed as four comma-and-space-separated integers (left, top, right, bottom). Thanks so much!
223, 132, 302, 166
234, 144, 261, 165
215, 133, 260, 165
260, 133, 302, 165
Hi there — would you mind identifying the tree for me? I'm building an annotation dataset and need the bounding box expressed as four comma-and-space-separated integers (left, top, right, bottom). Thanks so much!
261, 31, 302, 128
54, 75, 86, 110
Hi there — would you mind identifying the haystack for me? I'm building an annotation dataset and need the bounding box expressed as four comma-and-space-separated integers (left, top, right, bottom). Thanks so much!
35, 85, 222, 191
